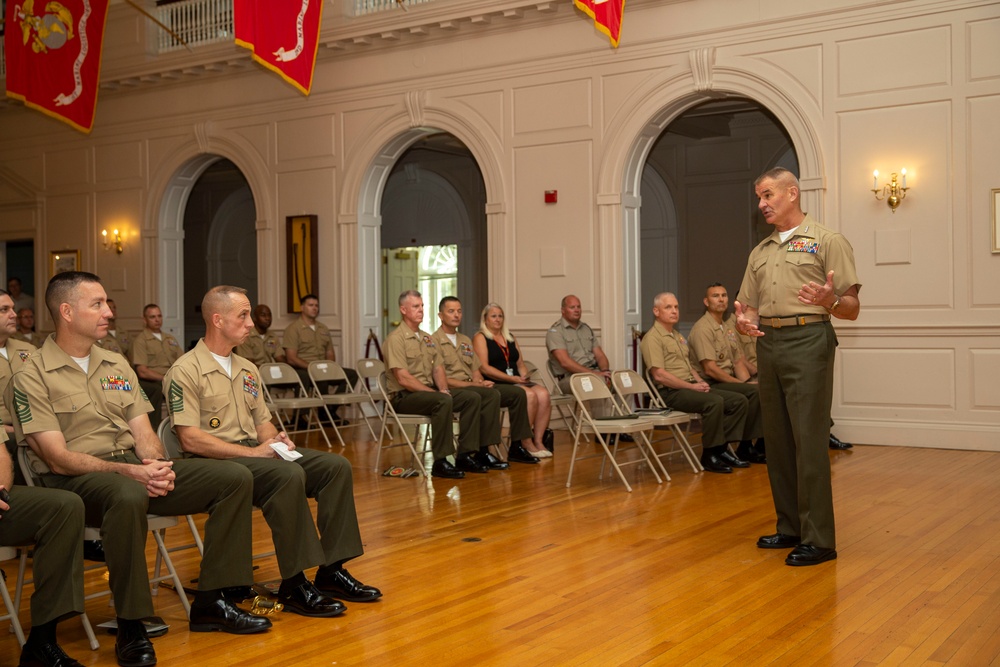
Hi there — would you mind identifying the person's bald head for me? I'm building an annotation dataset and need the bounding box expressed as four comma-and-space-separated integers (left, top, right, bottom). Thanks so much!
251, 304, 273, 332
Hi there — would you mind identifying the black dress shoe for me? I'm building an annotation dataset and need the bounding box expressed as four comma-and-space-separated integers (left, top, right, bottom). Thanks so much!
476, 449, 510, 470
455, 451, 489, 473
505, 442, 540, 464
719, 449, 750, 468
19, 640, 84, 667
785, 544, 838, 566
617, 433, 635, 443
431, 458, 465, 479
736, 440, 767, 464
315, 567, 383, 603
700, 454, 733, 474
542, 429, 555, 452
114, 620, 156, 667
829, 434, 853, 450
189, 596, 273, 634
83, 539, 106, 562
275, 580, 346, 617
756, 533, 801, 549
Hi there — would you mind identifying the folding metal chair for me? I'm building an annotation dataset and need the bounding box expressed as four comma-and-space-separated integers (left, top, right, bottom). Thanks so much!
644, 367, 705, 460
534, 359, 580, 433
371, 371, 430, 474
258, 362, 332, 447
567, 373, 662, 492
356, 358, 388, 440
611, 370, 702, 473
0, 546, 26, 647
17, 446, 191, 649
307, 360, 379, 446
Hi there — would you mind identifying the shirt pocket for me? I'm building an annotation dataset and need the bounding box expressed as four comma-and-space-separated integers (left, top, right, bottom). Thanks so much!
200, 393, 229, 416
51, 393, 93, 426
102, 386, 137, 410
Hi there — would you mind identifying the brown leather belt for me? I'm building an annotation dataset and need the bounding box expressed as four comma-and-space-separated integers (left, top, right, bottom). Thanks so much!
759, 314, 831, 329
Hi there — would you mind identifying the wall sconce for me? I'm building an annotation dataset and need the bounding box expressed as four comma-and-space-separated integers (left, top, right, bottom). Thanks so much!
102, 228, 124, 254
872, 169, 909, 213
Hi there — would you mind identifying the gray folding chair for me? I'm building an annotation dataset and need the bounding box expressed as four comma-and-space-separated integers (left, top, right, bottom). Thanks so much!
0, 546, 26, 647
356, 358, 388, 440
567, 373, 662, 492
612, 369, 702, 473
534, 359, 580, 433
371, 371, 430, 474
259, 362, 332, 448
307, 360, 379, 446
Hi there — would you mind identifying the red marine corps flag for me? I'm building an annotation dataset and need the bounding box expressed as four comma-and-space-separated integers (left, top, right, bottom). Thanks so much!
234, 0, 324, 96
4, 0, 110, 133
573, 0, 626, 48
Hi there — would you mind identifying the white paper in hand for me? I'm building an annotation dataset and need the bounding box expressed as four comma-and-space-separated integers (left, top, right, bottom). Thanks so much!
270, 442, 303, 461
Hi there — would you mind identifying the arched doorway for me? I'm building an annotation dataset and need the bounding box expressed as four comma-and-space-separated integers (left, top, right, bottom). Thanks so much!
640, 98, 798, 331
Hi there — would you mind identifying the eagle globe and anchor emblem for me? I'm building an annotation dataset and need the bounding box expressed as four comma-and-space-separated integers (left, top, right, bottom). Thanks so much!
15, 0, 75, 53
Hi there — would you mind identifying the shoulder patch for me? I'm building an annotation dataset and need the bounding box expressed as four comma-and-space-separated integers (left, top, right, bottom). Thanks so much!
13, 387, 31, 423
168, 379, 183, 413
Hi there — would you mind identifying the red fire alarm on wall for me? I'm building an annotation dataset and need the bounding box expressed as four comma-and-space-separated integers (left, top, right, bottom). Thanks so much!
544, 190, 558, 204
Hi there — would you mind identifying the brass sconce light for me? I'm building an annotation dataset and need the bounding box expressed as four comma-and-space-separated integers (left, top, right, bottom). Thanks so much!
872, 169, 909, 213
102, 228, 124, 254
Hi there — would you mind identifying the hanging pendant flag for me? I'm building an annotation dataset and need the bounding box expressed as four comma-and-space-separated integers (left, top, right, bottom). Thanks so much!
4, 0, 111, 133
573, 0, 626, 48
234, 0, 324, 96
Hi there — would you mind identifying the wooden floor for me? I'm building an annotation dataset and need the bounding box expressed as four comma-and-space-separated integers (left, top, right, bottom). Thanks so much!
5, 426, 1000, 666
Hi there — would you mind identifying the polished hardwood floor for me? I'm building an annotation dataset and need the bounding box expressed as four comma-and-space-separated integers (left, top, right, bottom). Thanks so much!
4, 424, 1000, 666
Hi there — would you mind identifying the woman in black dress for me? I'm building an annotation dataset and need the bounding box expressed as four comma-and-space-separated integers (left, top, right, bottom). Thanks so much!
472, 303, 552, 458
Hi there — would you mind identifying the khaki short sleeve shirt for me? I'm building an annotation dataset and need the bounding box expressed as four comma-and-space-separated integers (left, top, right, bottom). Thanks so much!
164, 339, 270, 445
130, 329, 182, 374
235, 330, 281, 368
384, 324, 439, 393
432, 329, 479, 382
737, 214, 861, 318
639, 322, 696, 386
545, 318, 600, 376
10, 337, 152, 474
687, 312, 736, 374
94, 334, 124, 356
0, 338, 37, 427
283, 320, 332, 362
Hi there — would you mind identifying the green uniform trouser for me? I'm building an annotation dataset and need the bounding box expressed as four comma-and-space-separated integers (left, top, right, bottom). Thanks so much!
492, 384, 532, 442
392, 390, 452, 459
705, 381, 763, 441
228, 448, 363, 580
1, 486, 85, 626
451, 386, 502, 450
41, 454, 255, 620
757, 321, 837, 549
657, 386, 747, 447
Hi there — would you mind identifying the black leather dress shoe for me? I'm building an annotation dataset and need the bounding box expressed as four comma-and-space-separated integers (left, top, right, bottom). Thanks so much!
700, 454, 733, 474
542, 429, 555, 452
786, 544, 838, 566
736, 440, 767, 464
19, 640, 84, 667
719, 449, 750, 468
455, 451, 489, 473
275, 580, 346, 617
506, 443, 539, 464
114, 620, 156, 667
756, 533, 801, 549
431, 458, 465, 479
82, 539, 106, 562
189, 596, 273, 634
476, 449, 510, 470
315, 568, 383, 603
829, 434, 853, 450
617, 433, 635, 443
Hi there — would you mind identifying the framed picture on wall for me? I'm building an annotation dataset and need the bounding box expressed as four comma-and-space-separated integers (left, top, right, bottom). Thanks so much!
286, 215, 319, 313
50, 250, 79, 276
993, 189, 1000, 254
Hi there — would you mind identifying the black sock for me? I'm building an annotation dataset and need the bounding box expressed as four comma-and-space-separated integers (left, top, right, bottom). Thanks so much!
317, 560, 346, 578
26, 619, 57, 646
281, 571, 307, 589
193, 589, 224, 606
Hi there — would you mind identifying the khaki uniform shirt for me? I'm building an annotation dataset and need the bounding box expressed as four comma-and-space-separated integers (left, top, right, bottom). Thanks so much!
0, 338, 37, 428
688, 312, 738, 375
737, 214, 861, 318
95, 334, 125, 357
640, 321, 697, 386
99, 328, 132, 358
11, 331, 43, 347
10, 336, 152, 474
282, 319, 332, 362
723, 317, 756, 369
431, 328, 479, 382
545, 318, 600, 377
164, 339, 270, 446
384, 324, 440, 393
235, 330, 282, 368
130, 329, 182, 374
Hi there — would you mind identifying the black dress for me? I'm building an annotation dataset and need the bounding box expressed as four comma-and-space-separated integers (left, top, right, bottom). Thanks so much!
484, 335, 520, 377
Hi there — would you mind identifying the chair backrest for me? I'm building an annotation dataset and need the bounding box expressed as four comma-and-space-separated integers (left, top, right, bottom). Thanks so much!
356, 358, 385, 381
307, 360, 349, 385
522, 360, 542, 382
157, 416, 184, 459
611, 370, 653, 412
16, 445, 39, 488
569, 372, 614, 405
643, 368, 668, 408
545, 358, 566, 395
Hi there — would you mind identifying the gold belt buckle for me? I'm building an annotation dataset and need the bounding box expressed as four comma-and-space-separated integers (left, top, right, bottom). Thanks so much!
768, 317, 783, 329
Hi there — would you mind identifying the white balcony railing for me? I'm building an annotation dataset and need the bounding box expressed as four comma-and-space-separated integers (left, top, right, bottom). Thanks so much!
347, 0, 432, 17
157, 0, 234, 53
